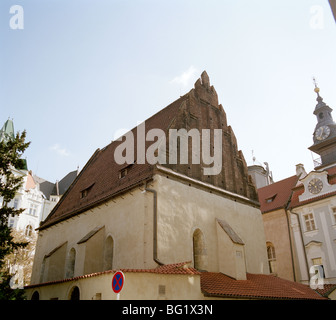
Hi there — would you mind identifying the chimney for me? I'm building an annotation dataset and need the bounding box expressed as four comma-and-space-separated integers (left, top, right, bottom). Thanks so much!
55, 180, 59, 196
296, 163, 307, 178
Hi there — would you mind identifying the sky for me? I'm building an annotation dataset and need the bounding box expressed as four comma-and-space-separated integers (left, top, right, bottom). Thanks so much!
0, 0, 336, 184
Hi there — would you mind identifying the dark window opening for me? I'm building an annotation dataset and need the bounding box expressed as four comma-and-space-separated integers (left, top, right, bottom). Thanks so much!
69, 286, 80, 300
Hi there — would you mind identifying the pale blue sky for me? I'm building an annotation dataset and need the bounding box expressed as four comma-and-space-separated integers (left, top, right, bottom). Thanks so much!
1, 0, 336, 183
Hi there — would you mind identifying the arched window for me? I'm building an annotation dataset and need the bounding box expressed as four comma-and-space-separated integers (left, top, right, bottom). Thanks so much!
266, 242, 277, 274
103, 236, 114, 271
40, 257, 46, 283
69, 286, 80, 300
31, 291, 39, 300
25, 225, 33, 237
65, 248, 76, 278
193, 229, 207, 271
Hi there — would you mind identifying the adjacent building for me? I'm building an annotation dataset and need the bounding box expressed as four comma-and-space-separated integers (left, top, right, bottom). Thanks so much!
0, 118, 78, 235
256, 84, 336, 299
288, 85, 336, 286
0, 118, 78, 287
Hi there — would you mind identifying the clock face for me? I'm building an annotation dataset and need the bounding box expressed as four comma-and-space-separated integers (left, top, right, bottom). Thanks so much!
308, 178, 323, 194
315, 126, 330, 141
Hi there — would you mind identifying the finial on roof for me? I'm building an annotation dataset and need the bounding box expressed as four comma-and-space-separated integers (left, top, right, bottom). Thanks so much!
312, 77, 324, 102
313, 77, 320, 94
200, 70, 210, 89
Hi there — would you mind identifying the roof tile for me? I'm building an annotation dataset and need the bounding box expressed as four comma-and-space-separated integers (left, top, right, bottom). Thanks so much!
201, 272, 326, 299
257, 175, 299, 213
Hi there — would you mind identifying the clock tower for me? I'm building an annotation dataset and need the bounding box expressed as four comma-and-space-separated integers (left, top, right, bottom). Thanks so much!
308, 81, 336, 170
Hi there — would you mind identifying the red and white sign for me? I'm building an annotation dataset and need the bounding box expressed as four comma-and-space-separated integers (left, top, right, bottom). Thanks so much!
112, 271, 125, 294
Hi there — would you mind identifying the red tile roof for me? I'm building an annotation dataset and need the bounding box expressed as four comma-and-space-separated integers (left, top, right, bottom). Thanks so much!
26, 264, 325, 300
289, 165, 336, 209
201, 272, 326, 300
257, 175, 299, 213
25, 262, 200, 289
314, 284, 336, 297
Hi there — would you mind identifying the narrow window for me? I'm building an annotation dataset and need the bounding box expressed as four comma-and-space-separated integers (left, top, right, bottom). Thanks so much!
332, 207, 336, 224
103, 236, 114, 271
66, 248, 76, 278
25, 225, 33, 237
69, 286, 80, 300
13, 198, 19, 209
193, 229, 207, 271
267, 242, 277, 274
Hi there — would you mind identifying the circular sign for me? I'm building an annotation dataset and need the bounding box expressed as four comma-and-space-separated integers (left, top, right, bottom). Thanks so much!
112, 271, 125, 294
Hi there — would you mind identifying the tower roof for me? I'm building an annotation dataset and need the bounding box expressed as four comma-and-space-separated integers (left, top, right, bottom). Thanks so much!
313, 80, 333, 114
0, 118, 15, 142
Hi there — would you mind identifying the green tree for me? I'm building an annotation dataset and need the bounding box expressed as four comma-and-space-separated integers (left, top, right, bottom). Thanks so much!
0, 130, 30, 300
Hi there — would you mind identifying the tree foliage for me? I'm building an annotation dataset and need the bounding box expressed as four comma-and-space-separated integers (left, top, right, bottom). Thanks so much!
0, 130, 30, 300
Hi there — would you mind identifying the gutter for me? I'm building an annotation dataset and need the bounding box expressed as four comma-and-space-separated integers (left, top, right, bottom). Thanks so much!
288, 209, 310, 283
285, 209, 296, 282
144, 181, 164, 266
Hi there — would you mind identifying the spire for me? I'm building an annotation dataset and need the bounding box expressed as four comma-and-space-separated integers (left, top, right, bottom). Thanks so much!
313, 77, 324, 104
0, 118, 15, 143
312, 77, 331, 114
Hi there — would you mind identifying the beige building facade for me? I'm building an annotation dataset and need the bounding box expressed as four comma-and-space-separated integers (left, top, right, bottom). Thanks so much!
30, 168, 268, 287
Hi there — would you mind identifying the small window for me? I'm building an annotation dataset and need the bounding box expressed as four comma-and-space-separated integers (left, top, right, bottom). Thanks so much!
80, 189, 88, 199
332, 208, 336, 224
319, 112, 324, 119
69, 286, 80, 300
28, 203, 38, 216
119, 168, 128, 179
25, 225, 33, 237
80, 184, 94, 199
265, 194, 277, 203
13, 198, 19, 209
31, 291, 39, 300
158, 285, 166, 296
94, 293, 102, 300
303, 213, 316, 232
312, 257, 325, 278
9, 219, 14, 228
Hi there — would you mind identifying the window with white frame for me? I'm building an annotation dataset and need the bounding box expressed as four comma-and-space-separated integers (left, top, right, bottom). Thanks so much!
266, 242, 277, 274
13, 198, 19, 209
28, 203, 38, 216
332, 207, 336, 224
303, 213, 316, 232
9, 219, 14, 228
312, 257, 325, 278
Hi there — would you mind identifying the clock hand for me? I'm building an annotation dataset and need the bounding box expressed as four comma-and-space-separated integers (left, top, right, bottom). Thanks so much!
319, 128, 324, 138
